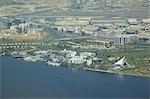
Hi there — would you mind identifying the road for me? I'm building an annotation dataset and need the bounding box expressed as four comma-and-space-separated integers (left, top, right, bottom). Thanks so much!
15, 8, 149, 19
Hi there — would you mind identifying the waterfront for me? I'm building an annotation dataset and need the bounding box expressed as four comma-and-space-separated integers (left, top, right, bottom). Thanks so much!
1, 56, 149, 99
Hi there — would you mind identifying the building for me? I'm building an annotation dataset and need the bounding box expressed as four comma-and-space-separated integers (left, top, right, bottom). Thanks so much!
86, 59, 92, 66
68, 56, 86, 64
5, 20, 12, 29
80, 52, 96, 57
2, 17, 26, 29
142, 18, 150, 25
127, 18, 138, 26
97, 26, 109, 32
113, 34, 139, 45
144, 26, 150, 32
60, 49, 77, 57
10, 23, 30, 33
0, 21, 7, 29
113, 57, 129, 67
54, 20, 89, 26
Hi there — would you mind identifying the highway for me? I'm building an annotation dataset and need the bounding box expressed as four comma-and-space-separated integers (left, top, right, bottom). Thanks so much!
14, 8, 149, 19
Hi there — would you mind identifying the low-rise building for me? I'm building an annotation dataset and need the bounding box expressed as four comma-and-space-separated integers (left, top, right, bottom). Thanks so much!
86, 59, 92, 66
127, 18, 138, 25
80, 52, 96, 57
142, 18, 150, 25
10, 23, 30, 33
68, 56, 86, 64
55, 20, 89, 26
60, 49, 77, 57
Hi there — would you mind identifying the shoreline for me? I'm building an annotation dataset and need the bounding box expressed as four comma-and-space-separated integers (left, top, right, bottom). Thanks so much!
83, 68, 150, 78
1, 55, 149, 78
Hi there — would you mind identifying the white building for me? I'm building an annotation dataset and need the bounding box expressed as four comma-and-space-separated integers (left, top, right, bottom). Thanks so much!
60, 49, 77, 57
113, 34, 139, 45
113, 57, 129, 67
68, 56, 86, 64
142, 18, 150, 24
80, 52, 96, 57
127, 18, 139, 27
86, 59, 92, 66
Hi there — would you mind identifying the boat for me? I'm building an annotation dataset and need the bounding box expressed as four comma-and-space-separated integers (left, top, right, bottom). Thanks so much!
46, 61, 61, 66
13, 54, 23, 59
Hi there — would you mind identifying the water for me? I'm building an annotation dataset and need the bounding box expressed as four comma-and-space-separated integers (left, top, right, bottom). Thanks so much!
1, 56, 149, 99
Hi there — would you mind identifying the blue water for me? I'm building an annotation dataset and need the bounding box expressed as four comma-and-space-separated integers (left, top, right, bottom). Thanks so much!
1, 56, 149, 99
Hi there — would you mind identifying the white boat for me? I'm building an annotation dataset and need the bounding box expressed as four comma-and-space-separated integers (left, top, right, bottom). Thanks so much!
46, 61, 61, 66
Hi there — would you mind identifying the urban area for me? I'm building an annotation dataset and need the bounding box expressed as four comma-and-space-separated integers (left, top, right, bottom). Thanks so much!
0, 0, 150, 77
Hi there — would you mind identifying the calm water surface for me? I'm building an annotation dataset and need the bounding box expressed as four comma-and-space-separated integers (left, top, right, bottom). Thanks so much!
1, 56, 149, 99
